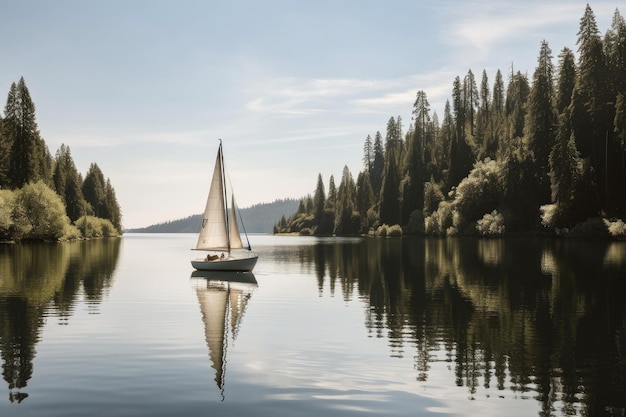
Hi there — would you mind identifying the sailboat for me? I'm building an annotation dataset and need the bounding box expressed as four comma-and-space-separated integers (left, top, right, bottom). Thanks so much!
192, 271, 258, 399
191, 140, 258, 271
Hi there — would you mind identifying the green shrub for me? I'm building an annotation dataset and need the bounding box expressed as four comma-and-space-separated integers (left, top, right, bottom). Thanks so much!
568, 217, 609, 238
75, 215, 119, 238
0, 190, 17, 240
375, 224, 388, 237
476, 210, 506, 236
299, 228, 313, 236
387, 224, 403, 237
605, 218, 626, 238
453, 158, 502, 229
14, 181, 70, 241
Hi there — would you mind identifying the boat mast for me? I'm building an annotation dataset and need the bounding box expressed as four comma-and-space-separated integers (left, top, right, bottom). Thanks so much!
219, 139, 231, 254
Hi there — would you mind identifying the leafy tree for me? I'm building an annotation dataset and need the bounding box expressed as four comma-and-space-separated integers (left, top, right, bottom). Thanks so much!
452, 158, 502, 231
13, 181, 70, 241
0, 189, 16, 240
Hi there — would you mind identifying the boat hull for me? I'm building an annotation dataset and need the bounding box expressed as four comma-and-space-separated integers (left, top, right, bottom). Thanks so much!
191, 253, 258, 272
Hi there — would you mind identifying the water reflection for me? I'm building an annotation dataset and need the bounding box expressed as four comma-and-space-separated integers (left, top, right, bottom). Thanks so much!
0, 238, 121, 402
291, 237, 626, 417
191, 271, 257, 400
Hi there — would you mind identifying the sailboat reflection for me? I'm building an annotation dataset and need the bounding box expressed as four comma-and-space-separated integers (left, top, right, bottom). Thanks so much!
191, 270, 257, 400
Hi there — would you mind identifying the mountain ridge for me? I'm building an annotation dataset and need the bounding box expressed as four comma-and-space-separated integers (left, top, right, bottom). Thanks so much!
125, 198, 299, 234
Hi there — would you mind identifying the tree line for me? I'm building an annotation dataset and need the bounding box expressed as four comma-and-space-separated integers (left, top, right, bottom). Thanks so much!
0, 77, 122, 241
277, 5, 626, 238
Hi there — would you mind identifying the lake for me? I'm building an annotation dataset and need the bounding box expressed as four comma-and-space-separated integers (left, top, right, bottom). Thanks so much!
0, 234, 625, 417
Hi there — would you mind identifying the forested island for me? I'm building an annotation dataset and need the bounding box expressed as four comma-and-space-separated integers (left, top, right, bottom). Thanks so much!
0, 77, 122, 242
277, 5, 626, 239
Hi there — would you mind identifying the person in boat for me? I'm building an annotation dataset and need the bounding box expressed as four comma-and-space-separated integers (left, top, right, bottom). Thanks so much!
205, 254, 219, 261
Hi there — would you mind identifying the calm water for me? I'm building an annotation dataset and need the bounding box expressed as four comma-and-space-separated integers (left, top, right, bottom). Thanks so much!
0, 234, 625, 417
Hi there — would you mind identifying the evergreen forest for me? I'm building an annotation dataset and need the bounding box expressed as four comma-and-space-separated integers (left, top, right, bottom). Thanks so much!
277, 6, 626, 239
0, 77, 122, 241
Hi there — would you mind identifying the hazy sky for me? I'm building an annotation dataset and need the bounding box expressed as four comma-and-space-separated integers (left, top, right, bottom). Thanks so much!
0, 1, 620, 228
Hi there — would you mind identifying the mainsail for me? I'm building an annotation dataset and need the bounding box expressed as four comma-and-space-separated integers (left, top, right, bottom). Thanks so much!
194, 143, 244, 251
194, 275, 257, 398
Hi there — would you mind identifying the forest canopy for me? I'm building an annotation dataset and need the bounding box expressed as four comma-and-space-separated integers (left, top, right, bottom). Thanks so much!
277, 5, 626, 239
0, 77, 122, 241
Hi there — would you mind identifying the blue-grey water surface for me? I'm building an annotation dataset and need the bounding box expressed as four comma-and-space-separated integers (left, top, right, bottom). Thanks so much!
1, 234, 625, 416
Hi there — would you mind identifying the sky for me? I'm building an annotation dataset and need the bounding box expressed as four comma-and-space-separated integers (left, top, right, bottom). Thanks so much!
0, 0, 621, 229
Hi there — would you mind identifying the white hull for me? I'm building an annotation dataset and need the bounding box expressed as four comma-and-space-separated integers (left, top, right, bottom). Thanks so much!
191, 252, 258, 272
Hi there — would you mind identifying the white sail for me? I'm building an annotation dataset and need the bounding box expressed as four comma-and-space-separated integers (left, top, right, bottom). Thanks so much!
191, 141, 258, 272
196, 285, 228, 390
195, 147, 229, 251
228, 195, 244, 250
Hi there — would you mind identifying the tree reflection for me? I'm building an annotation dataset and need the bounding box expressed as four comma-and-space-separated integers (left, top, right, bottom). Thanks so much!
304, 237, 626, 417
0, 238, 121, 402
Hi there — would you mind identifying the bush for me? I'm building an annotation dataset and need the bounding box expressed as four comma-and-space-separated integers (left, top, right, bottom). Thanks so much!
375, 224, 388, 237
387, 224, 403, 237
375, 224, 402, 237
453, 158, 502, 229
0, 190, 17, 240
75, 215, 119, 238
424, 200, 454, 236
476, 210, 506, 236
568, 217, 609, 238
405, 210, 424, 235
14, 181, 70, 241
299, 228, 313, 236
605, 218, 626, 238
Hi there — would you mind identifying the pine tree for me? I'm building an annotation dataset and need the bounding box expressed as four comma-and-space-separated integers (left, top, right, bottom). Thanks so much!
400, 90, 428, 224
448, 77, 474, 191
53, 144, 86, 221
463, 70, 479, 136
576, 4, 611, 207
335, 166, 358, 235
105, 178, 122, 232
555, 48, 577, 114
362, 134, 373, 172
82, 163, 107, 218
355, 171, 374, 232
505, 71, 530, 142
370, 131, 385, 197
525, 40, 556, 205
379, 151, 400, 226
604, 9, 626, 95
326, 175, 337, 210
313, 173, 326, 223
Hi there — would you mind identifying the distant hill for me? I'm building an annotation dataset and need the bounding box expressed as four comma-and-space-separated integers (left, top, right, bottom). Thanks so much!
126, 198, 299, 234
